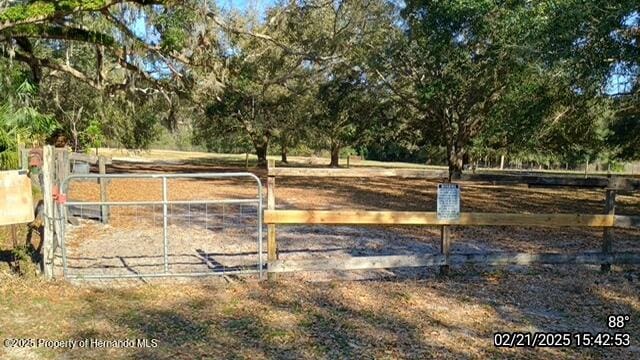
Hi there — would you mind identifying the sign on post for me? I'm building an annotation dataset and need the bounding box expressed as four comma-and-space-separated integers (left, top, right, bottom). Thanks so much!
0, 170, 34, 226
437, 183, 460, 220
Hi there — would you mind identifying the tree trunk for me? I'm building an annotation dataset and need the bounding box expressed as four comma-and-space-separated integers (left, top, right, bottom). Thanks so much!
166, 100, 178, 132
255, 143, 268, 168
329, 143, 340, 168
447, 145, 464, 180
281, 145, 288, 164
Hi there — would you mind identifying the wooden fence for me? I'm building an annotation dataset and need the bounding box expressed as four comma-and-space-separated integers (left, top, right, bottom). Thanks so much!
264, 161, 640, 278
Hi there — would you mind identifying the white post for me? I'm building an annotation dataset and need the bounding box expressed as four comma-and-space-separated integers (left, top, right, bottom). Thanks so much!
585, 158, 589, 178
500, 155, 505, 170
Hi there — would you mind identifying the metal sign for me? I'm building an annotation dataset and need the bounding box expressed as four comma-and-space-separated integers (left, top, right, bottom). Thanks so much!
0, 170, 34, 225
437, 183, 460, 220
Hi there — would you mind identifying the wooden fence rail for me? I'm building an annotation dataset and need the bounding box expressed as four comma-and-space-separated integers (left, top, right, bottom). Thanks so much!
265, 163, 640, 277
269, 252, 640, 273
268, 167, 640, 190
264, 210, 640, 228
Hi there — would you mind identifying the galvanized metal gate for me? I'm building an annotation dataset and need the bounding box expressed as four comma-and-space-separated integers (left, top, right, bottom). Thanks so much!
57, 173, 263, 280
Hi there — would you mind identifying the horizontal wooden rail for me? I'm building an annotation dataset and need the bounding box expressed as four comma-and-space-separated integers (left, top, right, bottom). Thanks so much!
269, 167, 640, 190
69, 153, 113, 165
616, 215, 640, 229
270, 167, 449, 179
270, 255, 445, 272
268, 252, 640, 272
264, 210, 627, 227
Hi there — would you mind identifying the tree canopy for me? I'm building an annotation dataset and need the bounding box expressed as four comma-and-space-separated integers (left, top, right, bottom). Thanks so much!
0, 0, 637, 174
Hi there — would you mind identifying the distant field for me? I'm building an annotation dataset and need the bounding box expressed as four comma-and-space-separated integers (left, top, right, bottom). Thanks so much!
97, 148, 447, 169
96, 148, 638, 176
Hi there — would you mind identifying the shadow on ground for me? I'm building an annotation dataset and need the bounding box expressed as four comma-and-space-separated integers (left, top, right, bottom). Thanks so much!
33, 265, 636, 359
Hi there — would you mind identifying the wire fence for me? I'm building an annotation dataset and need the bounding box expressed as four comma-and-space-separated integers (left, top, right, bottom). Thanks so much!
56, 173, 263, 281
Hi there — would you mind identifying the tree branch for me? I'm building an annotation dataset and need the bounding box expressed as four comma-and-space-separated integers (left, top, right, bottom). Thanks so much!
0, 24, 117, 47
0, 0, 166, 32
100, 8, 190, 67
374, 68, 425, 112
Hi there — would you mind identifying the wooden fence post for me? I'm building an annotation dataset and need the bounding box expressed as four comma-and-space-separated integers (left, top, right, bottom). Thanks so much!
347, 155, 350, 168
267, 159, 277, 280
440, 225, 451, 275
42, 146, 54, 279
602, 188, 616, 272
19, 144, 28, 169
585, 159, 589, 178
62, 147, 70, 180
98, 156, 109, 224
54, 148, 68, 184
439, 177, 453, 275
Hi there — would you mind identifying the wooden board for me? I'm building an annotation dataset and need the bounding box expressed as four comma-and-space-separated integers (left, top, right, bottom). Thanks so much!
448, 251, 640, 265
69, 152, 113, 165
269, 167, 448, 179
267, 160, 278, 280
267, 252, 640, 273
615, 215, 640, 229
264, 210, 616, 227
0, 170, 34, 225
268, 167, 640, 190
269, 254, 446, 273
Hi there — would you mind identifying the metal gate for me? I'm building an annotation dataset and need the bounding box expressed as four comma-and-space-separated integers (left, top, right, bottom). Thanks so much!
58, 173, 263, 280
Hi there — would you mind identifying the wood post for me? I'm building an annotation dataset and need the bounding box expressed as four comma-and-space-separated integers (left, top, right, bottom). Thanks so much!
439, 175, 452, 275
439, 225, 451, 275
98, 156, 109, 224
347, 155, 350, 168
267, 159, 277, 280
52, 148, 69, 255
62, 148, 70, 181
585, 159, 589, 178
602, 188, 616, 272
245, 152, 249, 169
42, 146, 54, 279
19, 144, 28, 170
53, 148, 68, 184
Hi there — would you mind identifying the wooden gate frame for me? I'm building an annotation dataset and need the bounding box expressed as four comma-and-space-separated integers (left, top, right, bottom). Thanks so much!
264, 161, 640, 277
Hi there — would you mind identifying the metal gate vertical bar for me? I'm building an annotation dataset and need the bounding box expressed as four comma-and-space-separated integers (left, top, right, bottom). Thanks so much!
162, 176, 169, 273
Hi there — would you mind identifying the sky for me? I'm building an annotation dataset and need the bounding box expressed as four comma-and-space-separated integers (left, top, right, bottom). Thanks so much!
605, 11, 639, 96
216, 0, 276, 14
